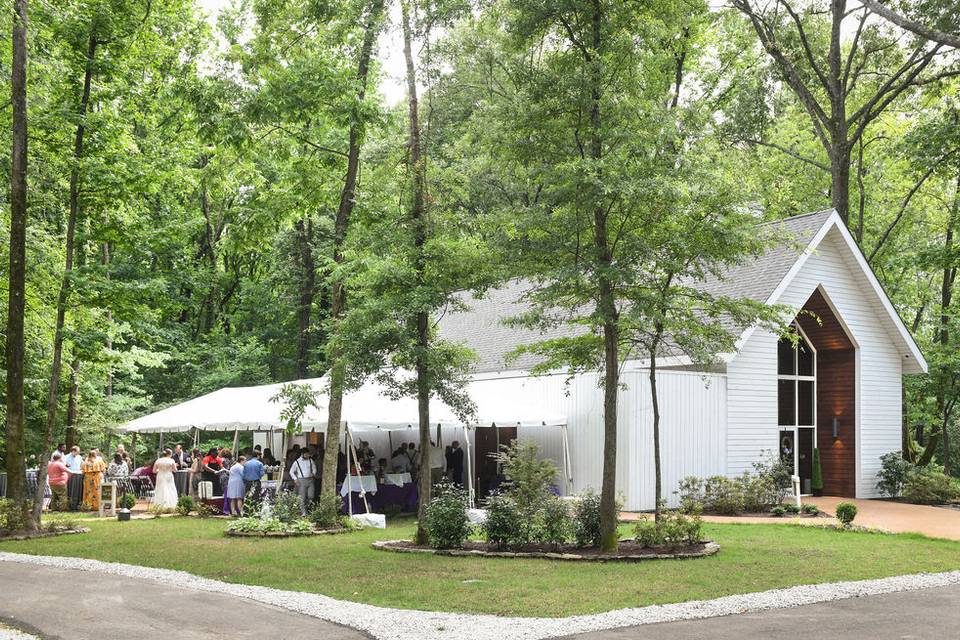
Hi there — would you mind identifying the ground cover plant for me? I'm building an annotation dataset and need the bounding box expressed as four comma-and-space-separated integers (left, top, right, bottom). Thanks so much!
2, 516, 960, 617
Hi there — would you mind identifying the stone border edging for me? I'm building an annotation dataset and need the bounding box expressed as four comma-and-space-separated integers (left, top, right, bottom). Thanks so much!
2, 551, 960, 640
0, 527, 89, 542
225, 527, 353, 538
372, 539, 720, 562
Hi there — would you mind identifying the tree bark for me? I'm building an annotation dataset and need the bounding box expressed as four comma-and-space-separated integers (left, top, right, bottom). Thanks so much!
938, 176, 958, 475
294, 217, 315, 379
65, 360, 81, 448
5, 0, 32, 531
649, 327, 664, 522
858, 0, 960, 49
400, 0, 433, 545
33, 27, 96, 523
321, 0, 384, 497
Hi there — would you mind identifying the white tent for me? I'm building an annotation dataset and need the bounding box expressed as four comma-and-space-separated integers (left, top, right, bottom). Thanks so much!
119, 374, 571, 507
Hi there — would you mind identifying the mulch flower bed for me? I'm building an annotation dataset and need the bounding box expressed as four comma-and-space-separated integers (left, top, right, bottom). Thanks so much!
373, 539, 720, 562
0, 527, 90, 542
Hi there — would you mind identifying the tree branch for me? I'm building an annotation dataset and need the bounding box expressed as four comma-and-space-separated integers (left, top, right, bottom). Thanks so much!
736, 138, 831, 171
858, 0, 960, 49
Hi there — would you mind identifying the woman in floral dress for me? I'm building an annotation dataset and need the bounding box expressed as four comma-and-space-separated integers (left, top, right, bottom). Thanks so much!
81, 450, 107, 510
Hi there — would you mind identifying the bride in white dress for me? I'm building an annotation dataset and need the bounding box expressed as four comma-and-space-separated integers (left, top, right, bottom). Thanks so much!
152, 449, 179, 509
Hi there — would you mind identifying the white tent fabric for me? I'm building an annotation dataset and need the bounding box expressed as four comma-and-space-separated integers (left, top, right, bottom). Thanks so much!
118, 374, 566, 434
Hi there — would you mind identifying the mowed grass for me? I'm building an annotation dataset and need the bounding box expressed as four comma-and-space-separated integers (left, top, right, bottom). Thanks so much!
2, 517, 960, 617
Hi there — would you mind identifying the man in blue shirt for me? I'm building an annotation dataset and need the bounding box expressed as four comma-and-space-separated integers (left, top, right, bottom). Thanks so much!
63, 446, 83, 473
241, 450, 266, 498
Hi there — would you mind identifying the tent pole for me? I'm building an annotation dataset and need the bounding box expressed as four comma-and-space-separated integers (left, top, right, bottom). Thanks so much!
388, 431, 393, 458
159, 431, 164, 454
346, 425, 354, 518
561, 424, 573, 494
346, 425, 369, 513
232, 428, 239, 456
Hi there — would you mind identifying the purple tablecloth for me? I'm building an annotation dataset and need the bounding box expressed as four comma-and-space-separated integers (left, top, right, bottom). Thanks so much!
338, 482, 418, 515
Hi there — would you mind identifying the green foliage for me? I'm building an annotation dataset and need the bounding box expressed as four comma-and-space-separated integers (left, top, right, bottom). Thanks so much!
902, 468, 960, 505
572, 490, 621, 548
784, 503, 801, 514
482, 492, 523, 549
633, 508, 704, 549
226, 517, 313, 534
534, 494, 572, 550
801, 504, 820, 515
770, 505, 786, 517
175, 495, 194, 516
876, 451, 914, 497
43, 515, 79, 533
271, 492, 303, 524
119, 493, 137, 510
835, 502, 858, 527
423, 482, 471, 549
678, 453, 791, 514
270, 383, 320, 435
195, 503, 215, 519
308, 493, 343, 530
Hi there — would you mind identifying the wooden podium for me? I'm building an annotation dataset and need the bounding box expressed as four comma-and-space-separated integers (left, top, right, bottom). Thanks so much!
99, 481, 116, 517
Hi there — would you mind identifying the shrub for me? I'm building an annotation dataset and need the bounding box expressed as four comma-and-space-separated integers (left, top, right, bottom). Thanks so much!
175, 495, 194, 516
495, 441, 557, 514
271, 491, 303, 524
811, 448, 823, 493
902, 468, 960, 505
801, 503, 820, 515
119, 492, 137, 510
676, 476, 704, 513
195, 502, 215, 518
308, 492, 343, 529
835, 502, 858, 527
750, 451, 793, 505
633, 507, 703, 549
876, 451, 912, 497
770, 505, 786, 517
0, 499, 29, 534
424, 482, 471, 549
571, 489, 621, 547
703, 476, 742, 514
43, 515, 78, 532
226, 517, 313, 534
534, 494, 571, 550
483, 491, 523, 549
783, 503, 801, 514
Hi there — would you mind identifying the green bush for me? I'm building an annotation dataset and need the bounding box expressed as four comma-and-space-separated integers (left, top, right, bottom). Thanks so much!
534, 494, 571, 550
811, 448, 823, 493
783, 503, 801, 514
835, 502, 858, 526
876, 451, 912, 497
195, 502, 215, 518
0, 499, 29, 534
43, 515, 78, 532
703, 476, 742, 514
175, 495, 194, 516
632, 507, 704, 549
676, 476, 704, 513
677, 453, 790, 515
483, 492, 523, 549
226, 517, 313, 534
308, 493, 343, 529
424, 482, 471, 549
271, 491, 303, 524
902, 468, 960, 505
770, 505, 786, 517
571, 489, 621, 547
801, 503, 820, 515
118, 492, 137, 510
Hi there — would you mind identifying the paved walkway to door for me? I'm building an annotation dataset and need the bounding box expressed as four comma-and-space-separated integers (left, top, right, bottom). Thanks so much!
806, 496, 960, 541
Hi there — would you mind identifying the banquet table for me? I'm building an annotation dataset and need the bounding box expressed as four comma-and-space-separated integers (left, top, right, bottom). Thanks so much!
373, 482, 417, 513
339, 475, 378, 496
383, 472, 412, 487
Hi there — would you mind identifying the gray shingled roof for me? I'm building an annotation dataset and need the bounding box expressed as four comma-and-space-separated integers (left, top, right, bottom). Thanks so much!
437, 209, 834, 374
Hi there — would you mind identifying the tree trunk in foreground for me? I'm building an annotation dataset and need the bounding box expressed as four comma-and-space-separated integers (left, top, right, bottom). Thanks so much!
321, 0, 384, 497
649, 337, 663, 522
400, 0, 433, 545
5, 0, 32, 532
33, 29, 97, 524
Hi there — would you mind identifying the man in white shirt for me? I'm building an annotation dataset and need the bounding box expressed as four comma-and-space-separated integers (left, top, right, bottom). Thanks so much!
289, 450, 316, 515
428, 441, 445, 485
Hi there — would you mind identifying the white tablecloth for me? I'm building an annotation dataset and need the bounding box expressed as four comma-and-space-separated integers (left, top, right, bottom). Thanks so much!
340, 475, 378, 496
383, 472, 412, 487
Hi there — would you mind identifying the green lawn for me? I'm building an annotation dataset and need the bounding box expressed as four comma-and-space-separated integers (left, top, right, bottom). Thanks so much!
2, 517, 959, 617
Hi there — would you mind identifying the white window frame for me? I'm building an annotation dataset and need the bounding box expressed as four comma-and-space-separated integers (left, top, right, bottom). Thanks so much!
777, 323, 817, 480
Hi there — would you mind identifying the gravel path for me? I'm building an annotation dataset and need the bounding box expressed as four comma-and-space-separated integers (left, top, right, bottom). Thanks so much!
0, 623, 39, 640
3, 551, 960, 640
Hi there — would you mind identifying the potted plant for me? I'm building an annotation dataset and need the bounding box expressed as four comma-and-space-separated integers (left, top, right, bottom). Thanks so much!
117, 492, 136, 521
811, 448, 824, 497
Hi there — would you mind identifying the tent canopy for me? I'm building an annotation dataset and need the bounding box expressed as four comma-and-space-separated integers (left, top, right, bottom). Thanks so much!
119, 375, 566, 434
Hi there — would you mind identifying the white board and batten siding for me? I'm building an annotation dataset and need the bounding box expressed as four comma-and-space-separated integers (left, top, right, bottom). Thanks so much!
470, 369, 727, 511
726, 227, 904, 497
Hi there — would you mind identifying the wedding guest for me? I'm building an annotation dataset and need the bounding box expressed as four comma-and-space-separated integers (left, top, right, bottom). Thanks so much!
81, 450, 107, 511
289, 449, 316, 515
107, 453, 129, 480
172, 444, 188, 469
201, 447, 222, 485
189, 447, 203, 497
262, 447, 277, 466
47, 452, 72, 511
226, 455, 247, 516
448, 441, 465, 486
390, 447, 410, 473
64, 445, 84, 473
50, 443, 67, 461
241, 449, 265, 497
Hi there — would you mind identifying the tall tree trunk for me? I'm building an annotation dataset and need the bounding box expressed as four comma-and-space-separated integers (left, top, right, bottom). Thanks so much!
295, 217, 315, 379
650, 328, 664, 522
33, 28, 96, 523
401, 0, 432, 545
829, 143, 851, 225
199, 170, 217, 334
321, 0, 384, 496
103, 241, 112, 402
939, 177, 958, 475
5, 0, 32, 531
